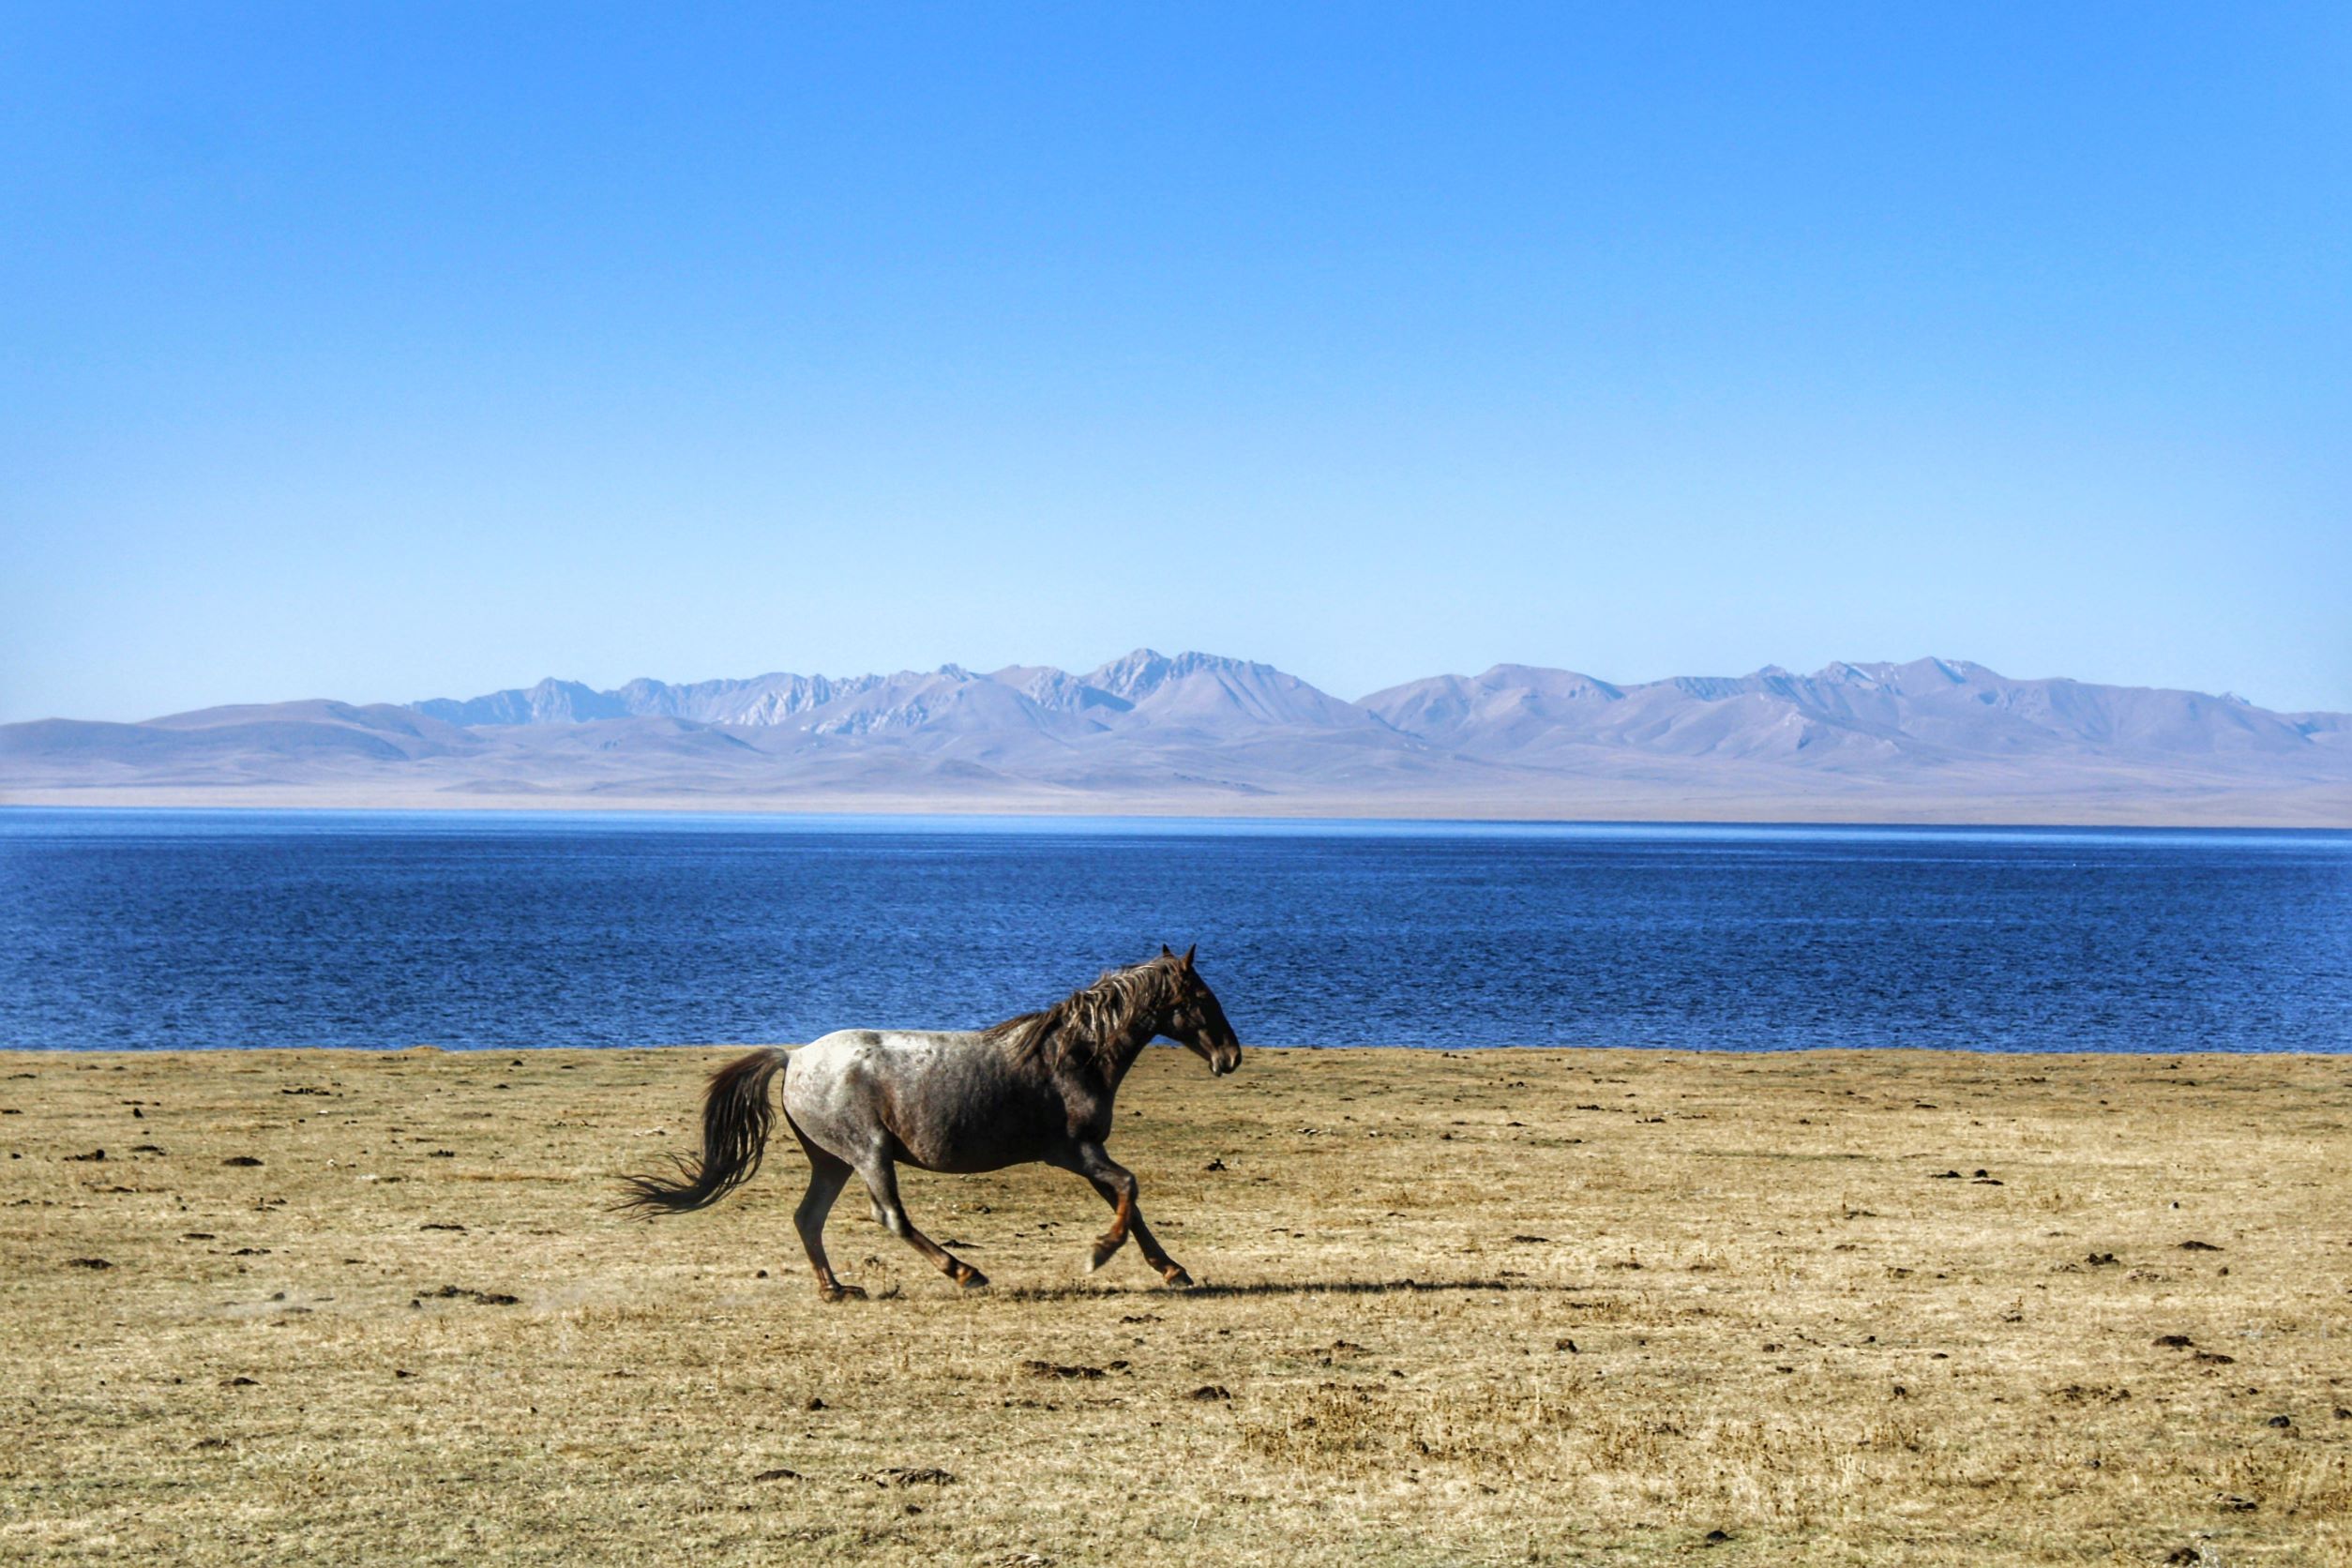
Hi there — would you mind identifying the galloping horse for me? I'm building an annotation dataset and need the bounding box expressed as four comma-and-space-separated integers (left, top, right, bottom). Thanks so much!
619, 946, 1244, 1299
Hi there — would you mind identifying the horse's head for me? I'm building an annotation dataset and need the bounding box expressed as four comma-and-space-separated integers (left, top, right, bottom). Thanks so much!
1156, 944, 1242, 1077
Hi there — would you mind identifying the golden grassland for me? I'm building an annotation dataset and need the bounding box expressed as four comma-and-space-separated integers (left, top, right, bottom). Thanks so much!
2, 1045, 2348, 1566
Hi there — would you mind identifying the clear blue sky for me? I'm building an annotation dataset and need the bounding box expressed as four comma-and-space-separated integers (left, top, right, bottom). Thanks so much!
4, 2, 2347, 722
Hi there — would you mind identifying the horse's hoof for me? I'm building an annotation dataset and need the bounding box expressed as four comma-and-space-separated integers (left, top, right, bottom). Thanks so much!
1086, 1244, 1118, 1274
955, 1266, 989, 1289
1161, 1267, 1195, 1289
820, 1283, 867, 1303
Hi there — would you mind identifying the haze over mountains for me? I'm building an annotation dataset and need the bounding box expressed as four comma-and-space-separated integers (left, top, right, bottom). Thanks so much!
5, 652, 2346, 826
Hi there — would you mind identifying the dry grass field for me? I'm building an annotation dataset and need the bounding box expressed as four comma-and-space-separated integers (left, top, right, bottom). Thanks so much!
3, 1045, 2348, 1566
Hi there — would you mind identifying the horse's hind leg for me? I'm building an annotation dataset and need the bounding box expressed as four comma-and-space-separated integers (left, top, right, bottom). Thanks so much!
791, 1140, 863, 1303
860, 1158, 988, 1289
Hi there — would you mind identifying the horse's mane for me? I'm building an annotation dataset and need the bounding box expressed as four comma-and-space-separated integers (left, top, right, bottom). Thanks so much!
984, 954, 1185, 1070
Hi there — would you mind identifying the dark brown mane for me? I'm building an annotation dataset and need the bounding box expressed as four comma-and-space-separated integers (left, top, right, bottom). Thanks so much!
982, 954, 1186, 1070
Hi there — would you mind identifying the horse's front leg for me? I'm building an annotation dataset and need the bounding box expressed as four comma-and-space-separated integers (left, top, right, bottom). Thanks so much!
1058, 1142, 1192, 1287
1086, 1172, 1194, 1288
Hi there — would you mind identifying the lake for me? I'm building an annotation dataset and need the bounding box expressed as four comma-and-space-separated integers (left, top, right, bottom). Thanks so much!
1, 808, 2345, 1052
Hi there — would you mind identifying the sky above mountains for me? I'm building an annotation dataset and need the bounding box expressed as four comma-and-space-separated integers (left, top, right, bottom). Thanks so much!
4, 5, 2347, 725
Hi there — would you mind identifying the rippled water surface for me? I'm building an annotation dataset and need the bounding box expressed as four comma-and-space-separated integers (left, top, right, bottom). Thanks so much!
1, 809, 2345, 1052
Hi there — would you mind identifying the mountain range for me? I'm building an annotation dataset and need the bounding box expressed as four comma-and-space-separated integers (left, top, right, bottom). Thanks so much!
4, 652, 2346, 826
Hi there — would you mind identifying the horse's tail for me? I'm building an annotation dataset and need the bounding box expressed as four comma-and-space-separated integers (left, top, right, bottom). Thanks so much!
616, 1047, 790, 1214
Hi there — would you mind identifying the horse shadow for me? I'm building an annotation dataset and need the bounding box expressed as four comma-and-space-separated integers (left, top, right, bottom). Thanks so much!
1004, 1276, 1598, 1302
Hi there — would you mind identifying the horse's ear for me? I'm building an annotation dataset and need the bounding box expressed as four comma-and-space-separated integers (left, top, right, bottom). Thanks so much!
1160, 943, 1174, 958
1181, 944, 1196, 970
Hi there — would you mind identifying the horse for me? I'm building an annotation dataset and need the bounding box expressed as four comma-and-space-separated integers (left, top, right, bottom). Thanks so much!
618, 945, 1244, 1299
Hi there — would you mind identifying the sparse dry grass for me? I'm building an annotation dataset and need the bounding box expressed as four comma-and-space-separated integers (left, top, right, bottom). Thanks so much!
2, 1045, 2348, 1566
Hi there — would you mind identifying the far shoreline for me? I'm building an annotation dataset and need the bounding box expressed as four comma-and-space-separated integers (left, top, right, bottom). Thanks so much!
6, 798, 2350, 836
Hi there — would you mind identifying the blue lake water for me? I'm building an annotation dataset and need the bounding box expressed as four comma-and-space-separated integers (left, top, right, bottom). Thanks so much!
0, 808, 2346, 1053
